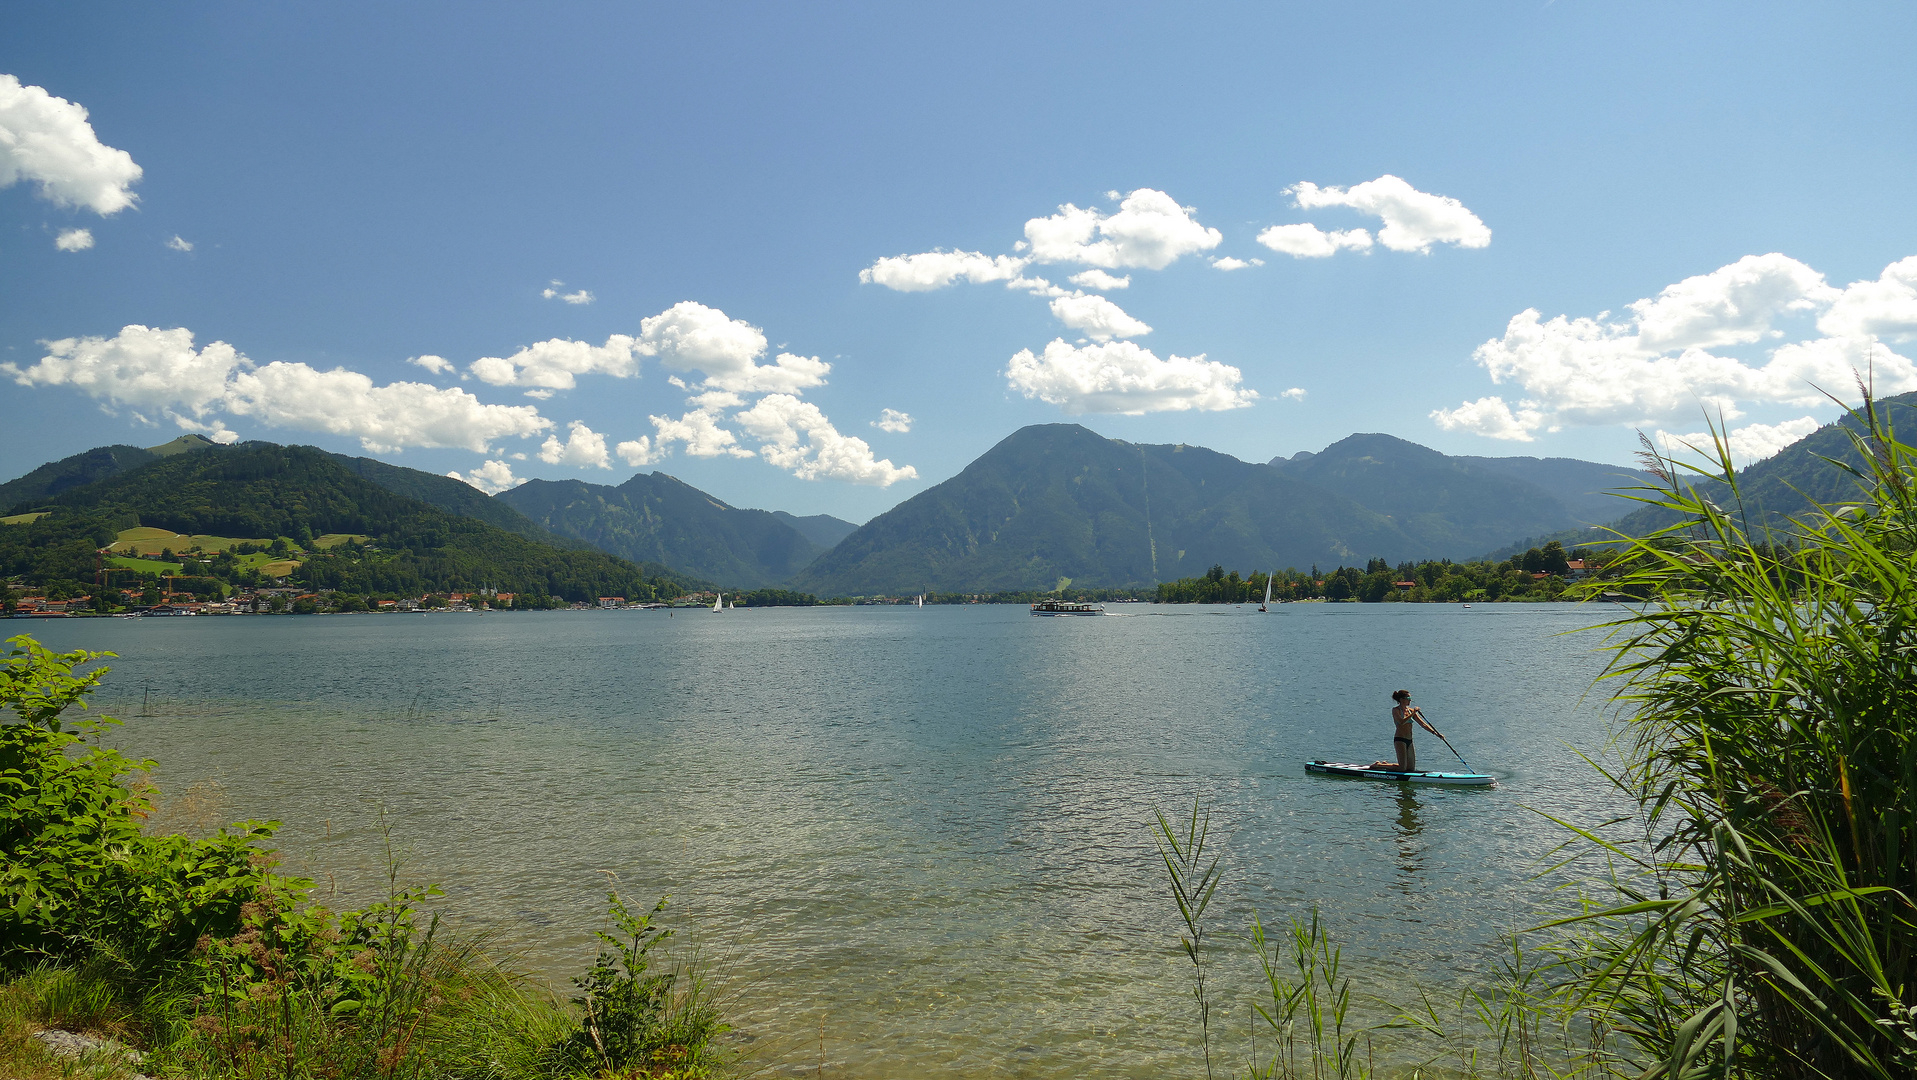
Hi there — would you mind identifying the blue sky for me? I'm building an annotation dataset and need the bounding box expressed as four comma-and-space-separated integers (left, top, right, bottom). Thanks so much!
4, 2, 1915, 522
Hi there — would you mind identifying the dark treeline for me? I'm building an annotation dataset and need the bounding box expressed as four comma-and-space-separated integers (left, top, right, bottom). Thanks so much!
1155, 541, 1599, 603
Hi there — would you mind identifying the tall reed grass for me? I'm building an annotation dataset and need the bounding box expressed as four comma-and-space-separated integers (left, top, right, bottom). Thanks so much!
1528, 400, 1917, 1078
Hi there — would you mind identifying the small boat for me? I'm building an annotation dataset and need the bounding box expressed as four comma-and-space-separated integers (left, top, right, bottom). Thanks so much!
1259, 570, 1272, 613
915, 593, 924, 608
1031, 598, 1105, 616
711, 593, 723, 612
1305, 760, 1494, 786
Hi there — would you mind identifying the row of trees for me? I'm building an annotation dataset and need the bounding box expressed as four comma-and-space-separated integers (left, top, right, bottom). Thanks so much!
1154, 542, 1602, 604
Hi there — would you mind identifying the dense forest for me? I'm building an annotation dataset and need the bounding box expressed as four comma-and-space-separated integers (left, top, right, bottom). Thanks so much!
1, 443, 694, 607
1153, 541, 1595, 604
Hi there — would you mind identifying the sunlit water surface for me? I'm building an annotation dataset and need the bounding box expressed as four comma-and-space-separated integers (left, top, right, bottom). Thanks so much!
30, 603, 1627, 1078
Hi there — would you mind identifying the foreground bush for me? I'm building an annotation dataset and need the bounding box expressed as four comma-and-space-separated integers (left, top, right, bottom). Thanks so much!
0, 633, 728, 1079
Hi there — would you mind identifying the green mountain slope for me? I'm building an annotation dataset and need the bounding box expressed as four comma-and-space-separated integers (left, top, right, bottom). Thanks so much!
0, 434, 224, 512
13, 442, 696, 599
771, 510, 859, 550
1609, 393, 1917, 537
1450, 453, 1646, 523
789, 424, 1422, 595
1, 445, 156, 512
1274, 433, 1582, 559
498, 473, 829, 587
325, 452, 586, 547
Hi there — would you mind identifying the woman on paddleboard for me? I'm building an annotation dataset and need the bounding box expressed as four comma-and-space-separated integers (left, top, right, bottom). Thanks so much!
1374, 689, 1440, 772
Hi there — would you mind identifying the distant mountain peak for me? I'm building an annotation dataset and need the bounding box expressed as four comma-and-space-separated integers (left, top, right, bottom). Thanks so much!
145, 433, 220, 456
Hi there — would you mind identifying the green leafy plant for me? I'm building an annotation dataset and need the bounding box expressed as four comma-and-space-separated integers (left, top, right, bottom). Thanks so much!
0, 635, 279, 970
549, 892, 725, 1078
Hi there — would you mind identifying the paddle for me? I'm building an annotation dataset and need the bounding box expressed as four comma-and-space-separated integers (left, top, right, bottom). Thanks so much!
1417, 711, 1477, 773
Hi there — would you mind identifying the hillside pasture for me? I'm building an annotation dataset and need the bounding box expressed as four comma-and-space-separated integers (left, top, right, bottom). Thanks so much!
0, 512, 50, 525
109, 527, 274, 556
313, 533, 370, 548
106, 555, 185, 575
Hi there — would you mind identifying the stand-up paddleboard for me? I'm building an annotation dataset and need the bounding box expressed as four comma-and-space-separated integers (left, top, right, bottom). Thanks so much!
1306, 759, 1495, 786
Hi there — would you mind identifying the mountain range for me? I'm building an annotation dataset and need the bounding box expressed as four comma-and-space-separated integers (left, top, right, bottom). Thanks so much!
498, 474, 855, 588
11, 397, 1905, 596
790, 425, 1645, 595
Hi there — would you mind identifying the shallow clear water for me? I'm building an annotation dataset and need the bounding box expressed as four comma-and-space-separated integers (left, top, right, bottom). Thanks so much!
25, 603, 1625, 1078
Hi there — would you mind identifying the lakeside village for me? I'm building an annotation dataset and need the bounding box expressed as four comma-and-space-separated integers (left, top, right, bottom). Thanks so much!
3, 526, 1616, 616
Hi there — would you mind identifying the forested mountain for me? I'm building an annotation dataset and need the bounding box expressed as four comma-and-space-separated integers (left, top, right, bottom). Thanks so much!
1606, 392, 1917, 537
325, 451, 585, 547
2, 442, 693, 601
1449, 453, 1647, 523
771, 510, 860, 550
1271, 433, 1588, 556
0, 434, 218, 511
790, 424, 1422, 596
498, 473, 849, 587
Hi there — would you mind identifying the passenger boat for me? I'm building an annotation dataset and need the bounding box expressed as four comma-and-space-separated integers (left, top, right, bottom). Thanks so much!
1031, 598, 1105, 616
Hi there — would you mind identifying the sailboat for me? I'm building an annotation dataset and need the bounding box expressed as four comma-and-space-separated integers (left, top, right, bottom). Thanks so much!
728, 598, 735, 610
1259, 570, 1273, 613
915, 593, 924, 608
711, 593, 722, 613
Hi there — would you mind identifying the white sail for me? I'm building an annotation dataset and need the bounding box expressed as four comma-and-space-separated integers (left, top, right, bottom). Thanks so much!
916, 593, 924, 607
1261, 570, 1272, 612
712, 593, 722, 612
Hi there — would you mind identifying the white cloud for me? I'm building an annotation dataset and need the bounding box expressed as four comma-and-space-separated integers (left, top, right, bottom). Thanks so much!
1024, 188, 1222, 270
615, 437, 659, 466
1289, 175, 1489, 253
650, 405, 754, 459
1068, 269, 1130, 291
0, 75, 142, 215
469, 334, 640, 390
1210, 256, 1262, 270
448, 460, 526, 494
1280, 387, 1306, 400
225, 363, 550, 454
1006, 274, 1071, 299
1656, 416, 1821, 466
537, 420, 611, 468
1433, 253, 1917, 442
408, 354, 455, 375
54, 227, 92, 251
1818, 255, 1917, 342
635, 301, 830, 393
872, 408, 912, 433
7, 324, 239, 414
734, 394, 918, 486
1430, 395, 1547, 442
1004, 338, 1257, 415
1629, 254, 1837, 351
860, 250, 1028, 291
166, 235, 193, 252
3, 324, 552, 454
539, 280, 594, 304
1049, 293, 1152, 341
1255, 223, 1373, 258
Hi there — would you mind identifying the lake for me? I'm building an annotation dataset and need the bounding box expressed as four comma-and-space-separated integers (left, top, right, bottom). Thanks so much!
24, 602, 1626, 1078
